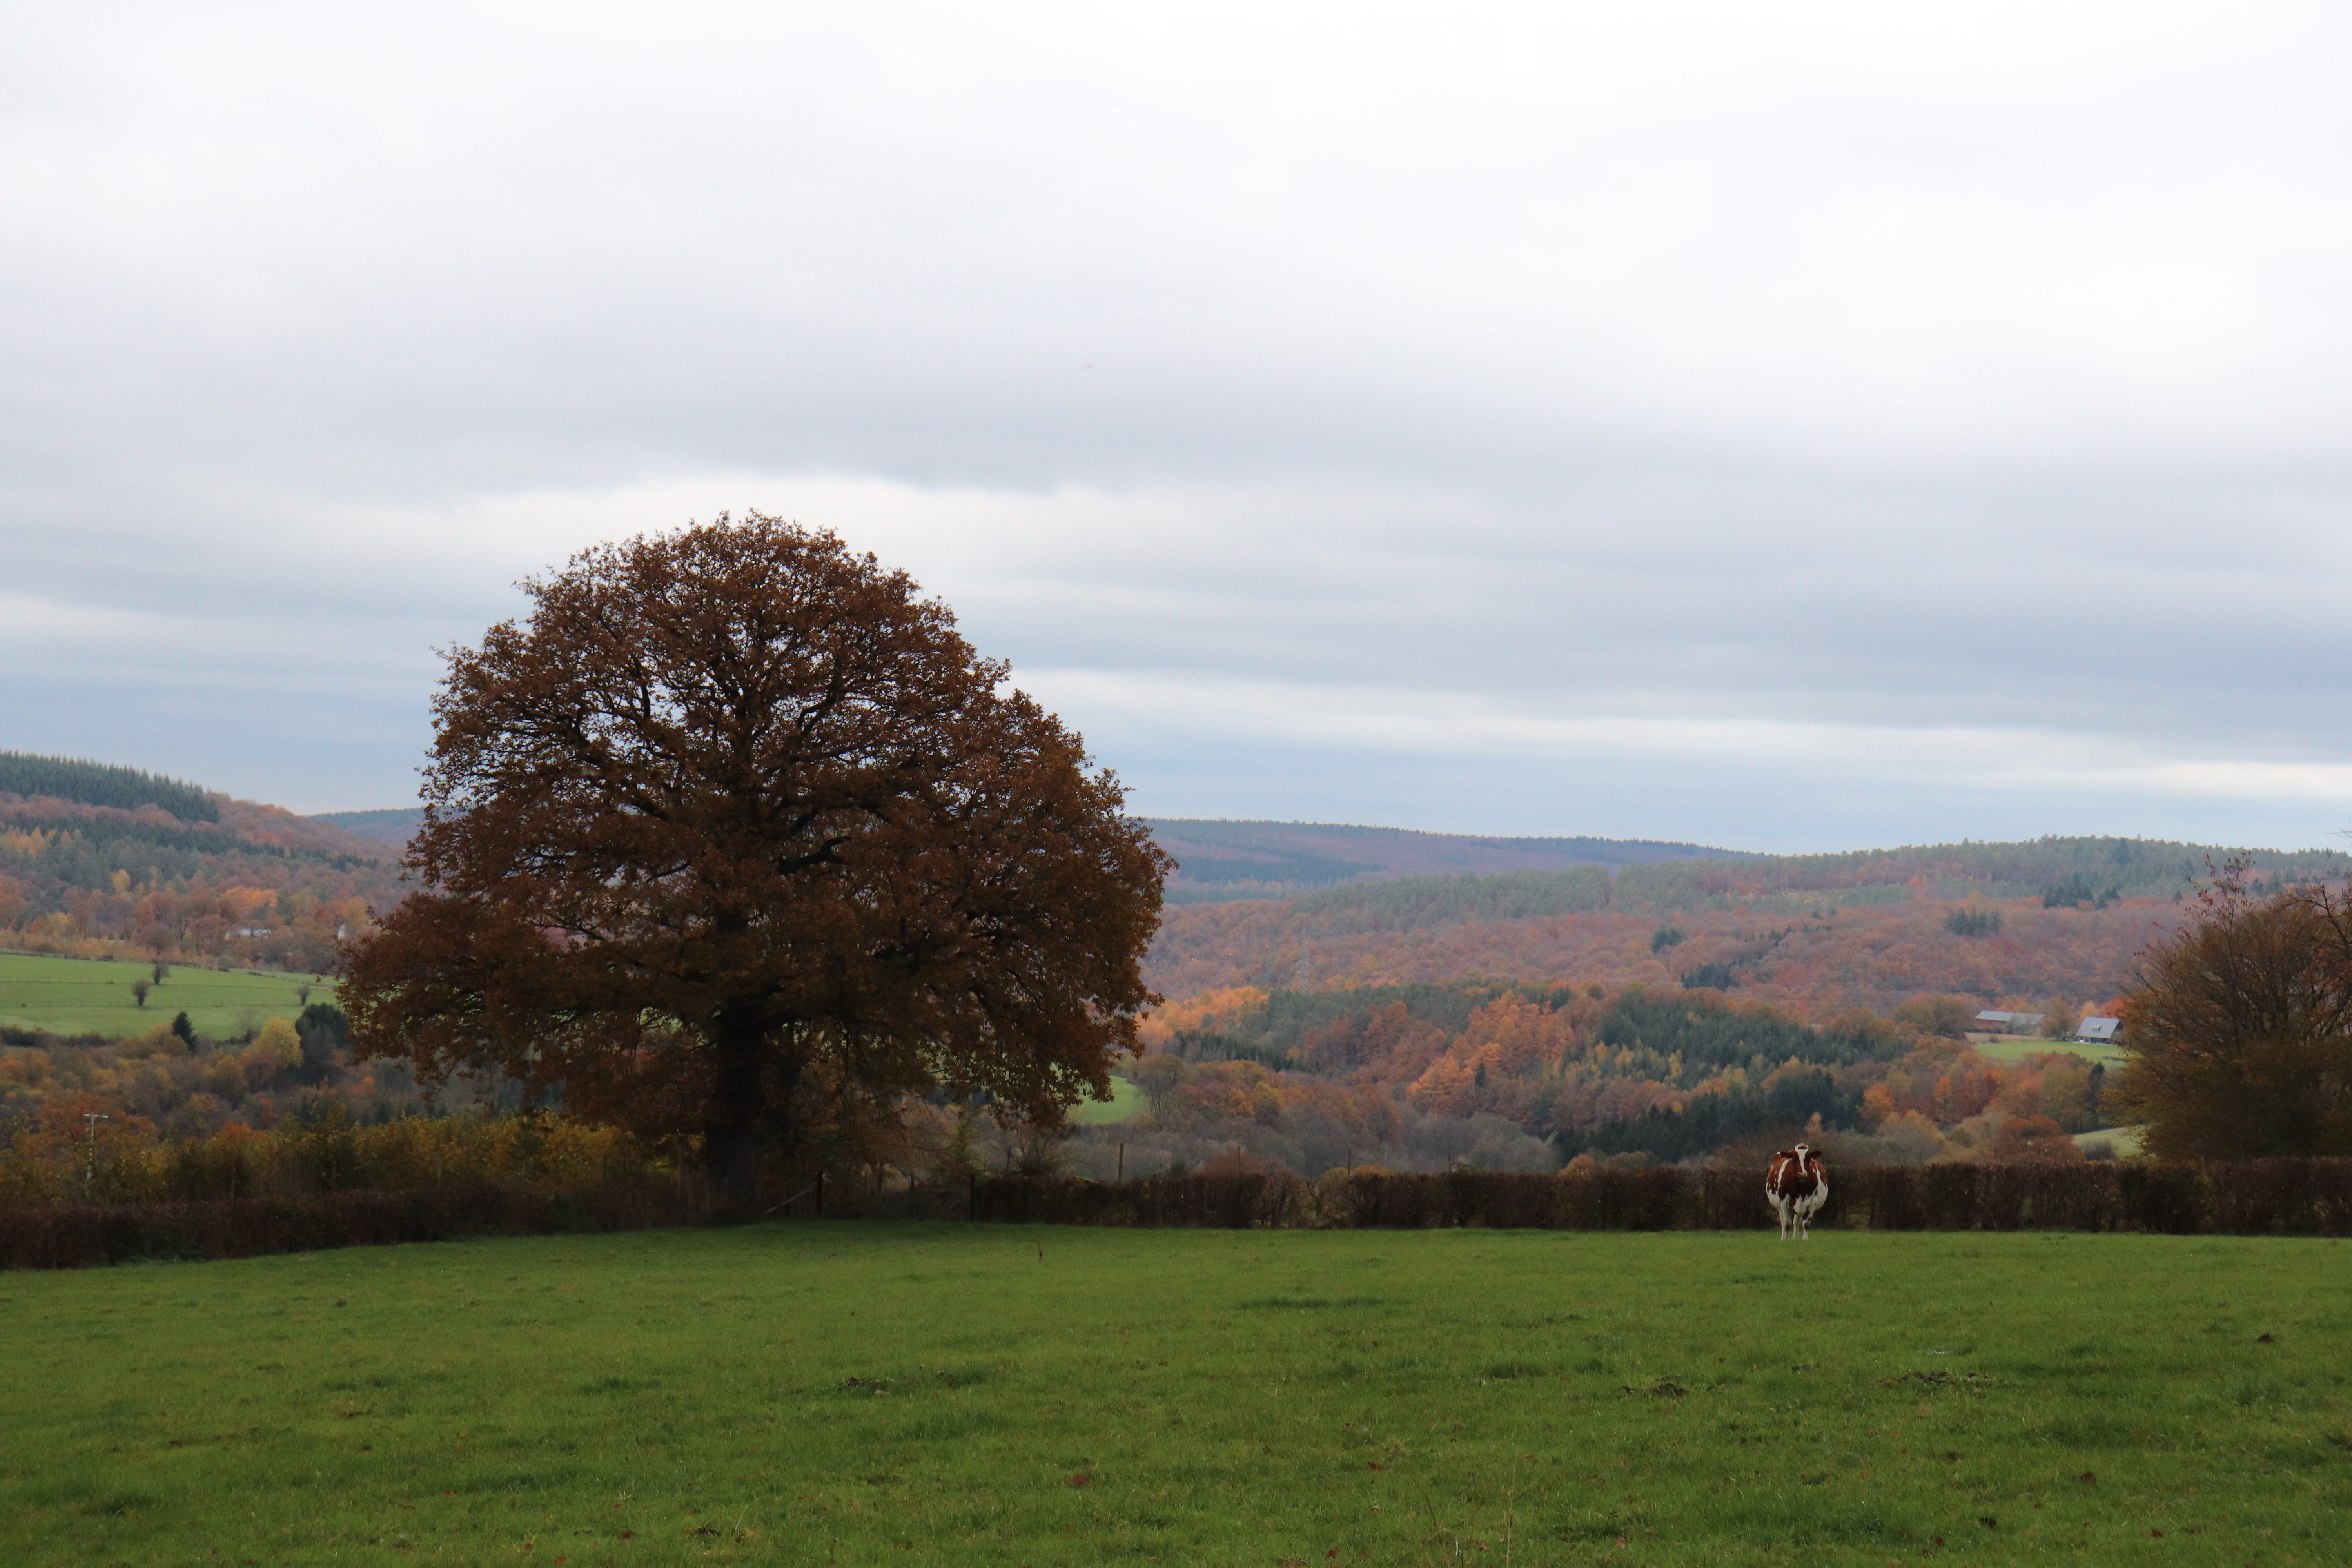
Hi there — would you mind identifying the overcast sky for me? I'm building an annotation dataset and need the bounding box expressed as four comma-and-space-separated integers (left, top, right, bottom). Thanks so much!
7, 3, 2352, 852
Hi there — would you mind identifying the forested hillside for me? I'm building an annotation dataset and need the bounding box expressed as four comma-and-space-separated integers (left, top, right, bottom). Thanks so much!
1144, 835, 2348, 1012
304, 810, 1751, 897
308, 808, 424, 850
0, 753, 218, 821
0, 753, 401, 973
14, 760, 2345, 1177
1090, 833, 2351, 1174
1147, 818, 1747, 902
1150, 889, 2170, 1016
1074, 973, 2114, 1178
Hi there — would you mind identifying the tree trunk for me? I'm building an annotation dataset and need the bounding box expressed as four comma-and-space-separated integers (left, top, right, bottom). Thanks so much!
704, 1014, 768, 1219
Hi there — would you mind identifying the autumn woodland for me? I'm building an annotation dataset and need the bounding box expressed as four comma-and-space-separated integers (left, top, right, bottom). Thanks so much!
10, 729, 2350, 1211
0, 753, 399, 977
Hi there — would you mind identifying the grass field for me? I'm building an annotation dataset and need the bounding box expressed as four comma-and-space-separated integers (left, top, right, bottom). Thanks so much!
0, 951, 332, 1039
1967, 1035, 2128, 1069
1069, 1075, 1143, 1125
4, 1227, 2349, 1566
2075, 1126, 2147, 1158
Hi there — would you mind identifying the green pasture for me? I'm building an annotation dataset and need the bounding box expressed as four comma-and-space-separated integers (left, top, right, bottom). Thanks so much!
4, 1228, 2350, 1566
1069, 1074, 1143, 1125
2076, 1125, 2148, 1158
0, 951, 331, 1040
1970, 1035, 2127, 1069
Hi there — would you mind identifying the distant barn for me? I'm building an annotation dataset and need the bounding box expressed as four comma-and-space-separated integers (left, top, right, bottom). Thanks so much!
1973, 1009, 2046, 1036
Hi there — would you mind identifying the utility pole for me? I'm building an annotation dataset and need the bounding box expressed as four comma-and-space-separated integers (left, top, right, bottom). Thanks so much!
83, 1112, 110, 1186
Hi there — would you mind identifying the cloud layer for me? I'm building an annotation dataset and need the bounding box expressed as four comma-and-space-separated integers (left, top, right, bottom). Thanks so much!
5, 4, 2351, 848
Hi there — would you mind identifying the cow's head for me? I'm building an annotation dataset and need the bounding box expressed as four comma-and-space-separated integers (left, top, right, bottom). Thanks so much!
1792, 1142, 1809, 1164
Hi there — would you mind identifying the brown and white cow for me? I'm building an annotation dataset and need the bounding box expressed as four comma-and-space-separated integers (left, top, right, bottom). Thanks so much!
1766, 1143, 1828, 1240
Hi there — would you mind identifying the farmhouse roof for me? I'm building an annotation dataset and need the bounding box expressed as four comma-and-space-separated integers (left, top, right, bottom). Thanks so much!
2075, 1016, 2123, 1043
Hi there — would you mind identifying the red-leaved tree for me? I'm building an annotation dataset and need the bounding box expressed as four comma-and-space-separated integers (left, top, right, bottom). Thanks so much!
340, 515, 1169, 1209
2112, 867, 2352, 1159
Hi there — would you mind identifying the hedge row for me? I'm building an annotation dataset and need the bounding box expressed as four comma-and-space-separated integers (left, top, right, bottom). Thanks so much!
0, 1116, 655, 1210
966, 1159, 2352, 1236
967, 1172, 1294, 1229
0, 1181, 696, 1270
15, 1159, 2352, 1270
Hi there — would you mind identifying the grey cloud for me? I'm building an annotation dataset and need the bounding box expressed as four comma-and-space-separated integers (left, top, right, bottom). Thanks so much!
5, 4, 2352, 843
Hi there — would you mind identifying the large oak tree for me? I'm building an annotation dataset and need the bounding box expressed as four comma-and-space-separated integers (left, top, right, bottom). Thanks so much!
340, 515, 1169, 1207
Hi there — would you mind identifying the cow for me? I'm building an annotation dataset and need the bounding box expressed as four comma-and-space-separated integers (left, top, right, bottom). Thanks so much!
1766, 1142, 1828, 1240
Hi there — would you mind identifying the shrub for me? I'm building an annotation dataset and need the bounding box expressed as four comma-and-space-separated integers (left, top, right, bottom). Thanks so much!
1893, 995, 1976, 1038
2113, 879, 2352, 1158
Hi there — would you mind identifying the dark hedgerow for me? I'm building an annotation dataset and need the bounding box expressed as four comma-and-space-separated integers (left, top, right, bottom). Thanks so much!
15, 1159, 2352, 1270
0, 1182, 696, 1270
969, 1160, 2352, 1238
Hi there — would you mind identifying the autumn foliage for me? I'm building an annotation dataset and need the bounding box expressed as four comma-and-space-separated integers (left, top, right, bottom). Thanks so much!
1147, 889, 2174, 1022
2112, 873, 2352, 1160
341, 515, 1169, 1207
0, 793, 394, 971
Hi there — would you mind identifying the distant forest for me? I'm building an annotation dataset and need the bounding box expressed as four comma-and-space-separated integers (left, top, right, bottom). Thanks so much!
1097, 972, 2113, 1178
8, 761, 2350, 1175
0, 756, 401, 972
1145, 833, 2352, 1009
300, 813, 2298, 921
308, 811, 1760, 882
1101, 831, 2351, 1172
1146, 818, 1751, 902
0, 751, 218, 823
309, 808, 423, 849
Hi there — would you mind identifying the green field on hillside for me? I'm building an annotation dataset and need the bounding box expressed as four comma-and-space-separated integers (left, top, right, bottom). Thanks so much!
0, 951, 332, 1039
1068, 1074, 1142, 1125
1971, 1034, 2129, 1069
2075, 1125, 2147, 1158
3, 1226, 2348, 1566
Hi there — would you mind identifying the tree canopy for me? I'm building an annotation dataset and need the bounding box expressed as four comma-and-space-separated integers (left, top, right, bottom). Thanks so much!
0, 751, 218, 822
2112, 872, 2352, 1159
340, 515, 1169, 1207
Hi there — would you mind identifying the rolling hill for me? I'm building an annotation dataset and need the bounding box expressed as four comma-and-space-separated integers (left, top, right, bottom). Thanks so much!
18, 750, 2351, 1032
0, 753, 402, 972
309, 808, 425, 850
13, 752, 2352, 1169
1142, 833, 2352, 1016
1145, 819, 1751, 902
0, 951, 330, 1039
302, 808, 1753, 900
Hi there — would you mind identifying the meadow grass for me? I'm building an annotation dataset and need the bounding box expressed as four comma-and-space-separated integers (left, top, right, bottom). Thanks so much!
2074, 1126, 2148, 1158
1969, 1037, 2127, 1069
1068, 1075, 1142, 1125
0, 951, 331, 1039
2, 1225, 2348, 1566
